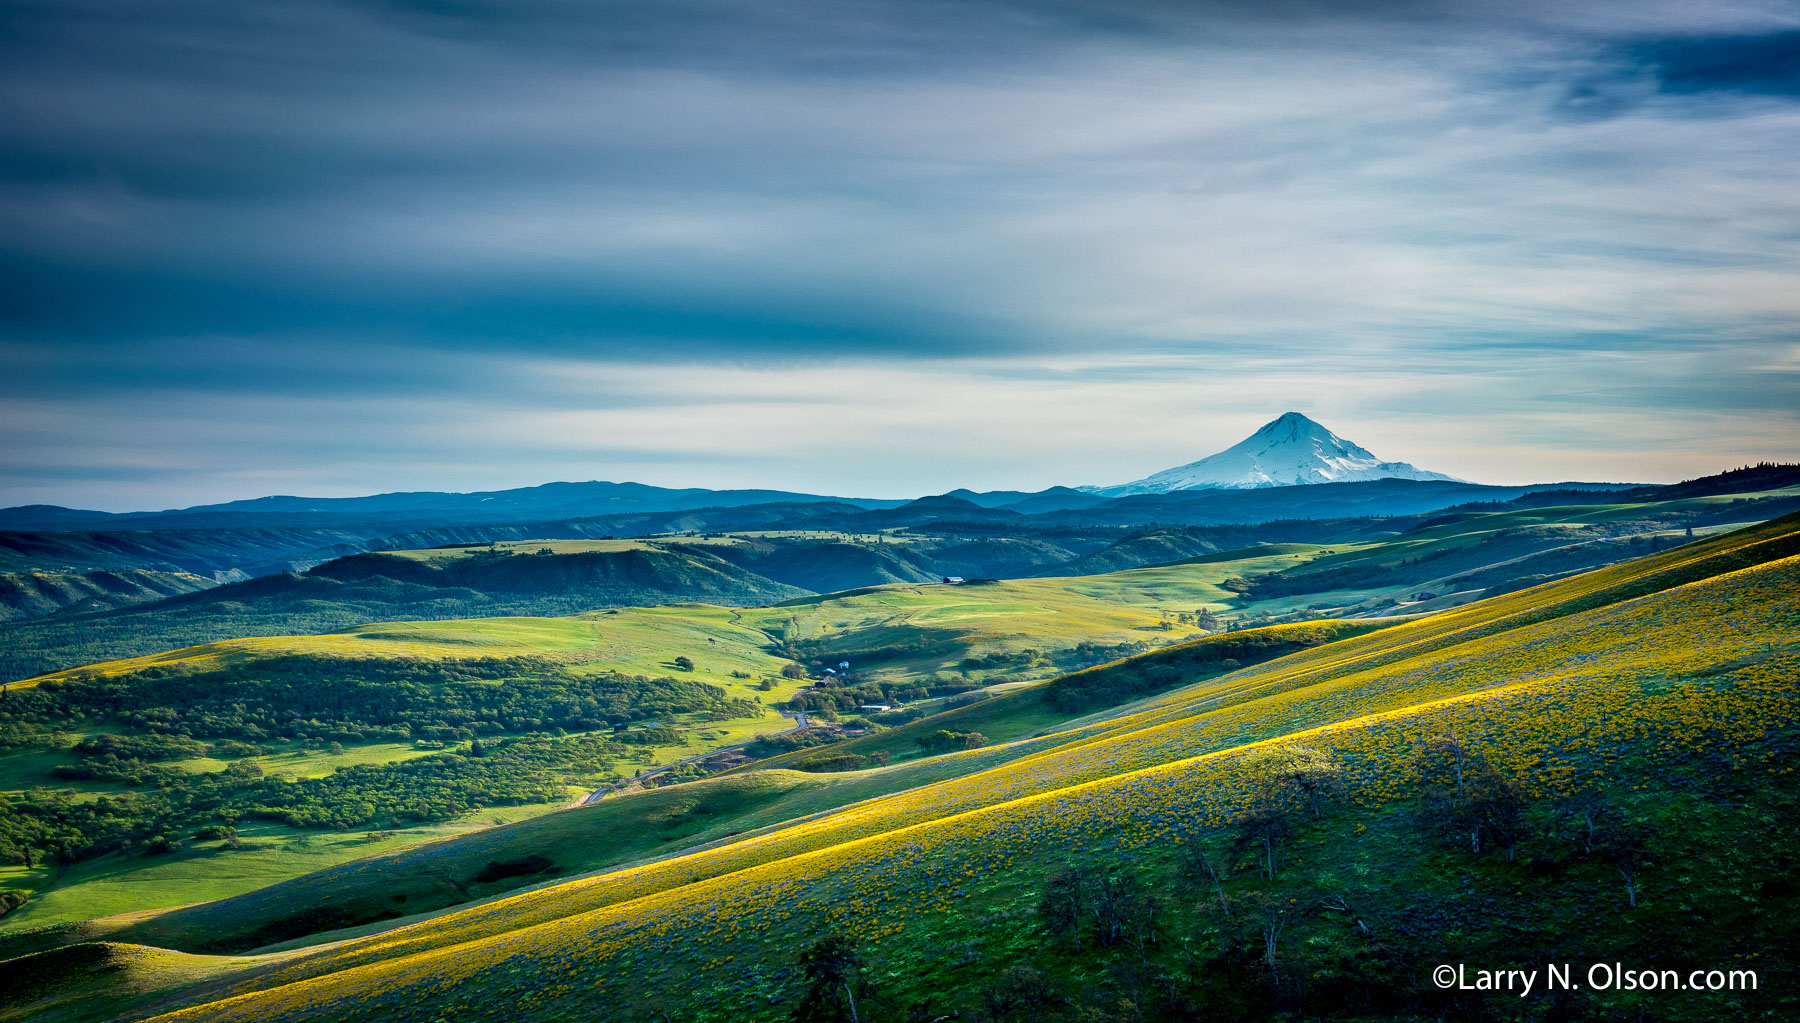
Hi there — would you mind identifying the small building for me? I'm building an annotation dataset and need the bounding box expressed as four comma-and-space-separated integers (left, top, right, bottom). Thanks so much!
859, 704, 893, 713
942, 576, 964, 584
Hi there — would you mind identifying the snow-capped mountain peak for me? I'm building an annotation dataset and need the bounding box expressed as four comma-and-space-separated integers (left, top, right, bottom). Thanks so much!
1093, 412, 1462, 495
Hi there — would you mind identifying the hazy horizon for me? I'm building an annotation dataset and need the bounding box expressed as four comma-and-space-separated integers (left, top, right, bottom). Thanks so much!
6, 404, 1763, 515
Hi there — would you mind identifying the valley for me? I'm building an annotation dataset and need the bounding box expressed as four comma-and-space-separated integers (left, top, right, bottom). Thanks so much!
0, 453, 1795, 1023
0, 502, 1792, 1022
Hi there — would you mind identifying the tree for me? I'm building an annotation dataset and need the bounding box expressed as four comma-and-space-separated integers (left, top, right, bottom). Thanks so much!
917, 730, 986, 753
1180, 842, 1231, 918
982, 966, 1058, 1023
795, 933, 864, 1023
1089, 873, 1124, 947
1415, 732, 1471, 800
1236, 892, 1288, 980
1316, 892, 1370, 934
1600, 823, 1651, 908
672, 656, 695, 672
782, 663, 811, 679
1247, 745, 1346, 821
1420, 759, 1527, 861
1231, 806, 1292, 880
1468, 765, 1527, 863
1558, 789, 1613, 856
1037, 865, 1087, 952
1117, 885, 1160, 972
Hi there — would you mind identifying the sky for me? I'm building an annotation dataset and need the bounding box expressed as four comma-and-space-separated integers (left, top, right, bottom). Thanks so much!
2, 0, 1798, 510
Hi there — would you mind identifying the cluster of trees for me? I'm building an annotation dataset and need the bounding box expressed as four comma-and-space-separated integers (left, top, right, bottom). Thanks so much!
792, 750, 891, 773
0, 732, 634, 867
1414, 733, 1650, 906
243, 734, 622, 828
1413, 733, 1527, 861
72, 732, 207, 760
1042, 626, 1352, 713
1, 652, 759, 869
916, 729, 987, 753
765, 729, 1682, 1023
959, 648, 1048, 672
747, 725, 849, 757
1061, 639, 1157, 669
2, 655, 752, 746
1221, 548, 1456, 601
787, 675, 984, 715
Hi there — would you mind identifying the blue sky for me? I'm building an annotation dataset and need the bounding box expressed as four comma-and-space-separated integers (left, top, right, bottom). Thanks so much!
2, 0, 1797, 509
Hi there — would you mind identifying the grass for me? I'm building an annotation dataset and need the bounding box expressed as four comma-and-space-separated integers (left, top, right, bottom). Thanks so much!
0, 808, 561, 939
5, 510, 1798, 1022
736, 574, 1227, 683
738, 619, 1406, 773
0, 552, 1295, 931
12, 772, 842, 958
379, 532, 912, 564
38, 512, 1788, 1023
1060, 544, 1335, 608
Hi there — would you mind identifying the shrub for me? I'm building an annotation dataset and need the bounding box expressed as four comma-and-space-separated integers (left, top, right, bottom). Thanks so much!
917, 730, 987, 753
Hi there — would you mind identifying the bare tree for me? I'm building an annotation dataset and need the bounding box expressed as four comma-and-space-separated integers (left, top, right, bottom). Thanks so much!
1468, 765, 1527, 863
1237, 892, 1289, 980
1317, 893, 1370, 934
1600, 824, 1651, 909
1180, 842, 1230, 918
1231, 806, 1293, 880
1415, 732, 1471, 799
1559, 789, 1612, 856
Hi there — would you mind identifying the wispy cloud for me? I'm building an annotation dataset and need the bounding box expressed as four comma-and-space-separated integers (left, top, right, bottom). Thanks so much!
0, 0, 1796, 507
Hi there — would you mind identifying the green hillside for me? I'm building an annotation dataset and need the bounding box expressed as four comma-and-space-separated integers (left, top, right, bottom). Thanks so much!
9, 486, 1789, 684
0, 544, 809, 682
0, 570, 215, 624
2, 513, 1793, 1022
0, 543, 1322, 933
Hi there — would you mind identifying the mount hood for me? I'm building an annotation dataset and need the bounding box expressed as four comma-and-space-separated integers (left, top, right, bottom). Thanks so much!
1092, 412, 1463, 496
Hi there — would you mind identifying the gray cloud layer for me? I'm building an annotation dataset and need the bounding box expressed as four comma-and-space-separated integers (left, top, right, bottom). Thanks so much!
2, 0, 1797, 507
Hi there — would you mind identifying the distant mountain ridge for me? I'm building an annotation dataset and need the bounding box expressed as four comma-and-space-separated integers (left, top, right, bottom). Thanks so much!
0, 481, 907, 532
1092, 412, 1462, 496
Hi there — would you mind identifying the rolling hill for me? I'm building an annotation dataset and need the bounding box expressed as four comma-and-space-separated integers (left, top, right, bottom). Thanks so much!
1, 510, 1795, 1022
11, 474, 1792, 685
0, 570, 214, 624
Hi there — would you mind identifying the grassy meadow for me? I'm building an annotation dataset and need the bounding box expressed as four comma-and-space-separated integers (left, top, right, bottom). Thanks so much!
0, 511, 1791, 1022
